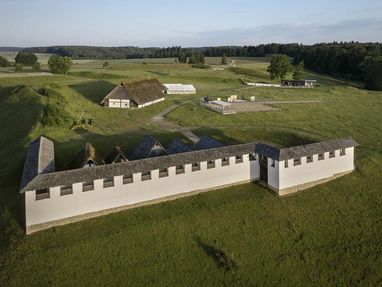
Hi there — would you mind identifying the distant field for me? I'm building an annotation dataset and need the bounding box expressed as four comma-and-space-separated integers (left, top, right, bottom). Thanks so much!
0, 57, 381, 286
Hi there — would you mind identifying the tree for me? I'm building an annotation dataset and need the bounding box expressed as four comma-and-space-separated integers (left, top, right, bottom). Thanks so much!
293, 61, 304, 80
359, 56, 382, 90
15, 52, 38, 66
188, 52, 205, 64
221, 53, 227, 65
0, 56, 11, 67
48, 56, 72, 74
267, 55, 292, 81
103, 61, 110, 68
14, 64, 23, 72
32, 62, 41, 71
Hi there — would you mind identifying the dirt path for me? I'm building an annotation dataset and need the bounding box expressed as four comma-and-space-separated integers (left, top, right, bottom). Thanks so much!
151, 101, 200, 143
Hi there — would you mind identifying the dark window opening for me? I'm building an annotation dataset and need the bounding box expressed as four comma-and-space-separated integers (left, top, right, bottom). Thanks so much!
192, 162, 200, 172
207, 160, 215, 169
293, 158, 301, 166
340, 149, 346, 156
318, 153, 324, 161
123, 174, 133, 184
103, 177, 114, 188
329, 151, 335, 158
159, 168, 168, 178
36, 188, 50, 200
307, 156, 313, 163
83, 181, 94, 192
284, 160, 288, 168
141, 171, 151, 181
60, 185, 73, 196
235, 155, 243, 163
176, 165, 185, 174
222, 157, 230, 166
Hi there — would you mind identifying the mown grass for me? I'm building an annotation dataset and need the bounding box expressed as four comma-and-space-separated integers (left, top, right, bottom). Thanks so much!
0, 57, 381, 286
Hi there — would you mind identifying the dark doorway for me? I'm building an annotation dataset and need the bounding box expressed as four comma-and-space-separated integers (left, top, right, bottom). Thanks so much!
259, 155, 268, 184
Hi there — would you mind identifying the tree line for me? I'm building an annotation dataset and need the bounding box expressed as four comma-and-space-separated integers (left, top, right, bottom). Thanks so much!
6, 42, 382, 90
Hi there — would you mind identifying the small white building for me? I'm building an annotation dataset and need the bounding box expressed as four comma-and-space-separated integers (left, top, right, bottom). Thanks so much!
20, 136, 358, 234
101, 79, 167, 109
164, 84, 196, 95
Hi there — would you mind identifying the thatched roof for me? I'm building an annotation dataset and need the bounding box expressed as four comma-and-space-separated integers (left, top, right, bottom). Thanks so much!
68, 143, 105, 169
255, 138, 359, 161
20, 136, 55, 190
106, 146, 128, 164
101, 78, 167, 107
132, 135, 167, 160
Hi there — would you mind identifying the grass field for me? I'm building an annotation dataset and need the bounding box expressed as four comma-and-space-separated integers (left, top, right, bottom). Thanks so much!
0, 56, 381, 286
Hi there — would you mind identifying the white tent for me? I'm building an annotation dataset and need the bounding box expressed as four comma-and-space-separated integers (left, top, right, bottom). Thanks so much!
164, 84, 196, 94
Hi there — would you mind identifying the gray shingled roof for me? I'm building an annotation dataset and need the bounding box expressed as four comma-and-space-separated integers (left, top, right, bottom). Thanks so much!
20, 136, 55, 190
132, 135, 168, 160
167, 139, 192, 154
193, 135, 224, 150
255, 138, 358, 161
20, 142, 257, 193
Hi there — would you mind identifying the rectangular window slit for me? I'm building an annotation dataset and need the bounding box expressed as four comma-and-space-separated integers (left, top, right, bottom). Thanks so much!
83, 181, 94, 192
36, 188, 50, 200
123, 174, 133, 184
141, 171, 151, 181
235, 155, 243, 163
103, 177, 114, 188
60, 185, 73, 196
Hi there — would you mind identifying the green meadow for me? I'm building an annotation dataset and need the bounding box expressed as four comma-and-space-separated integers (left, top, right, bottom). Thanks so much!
0, 57, 381, 286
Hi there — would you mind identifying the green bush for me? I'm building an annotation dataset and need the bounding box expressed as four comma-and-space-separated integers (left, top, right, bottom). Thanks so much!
0, 208, 23, 252
39, 86, 73, 127
32, 62, 41, 71
0, 55, 11, 67
14, 64, 23, 72
15, 52, 38, 66
192, 64, 210, 69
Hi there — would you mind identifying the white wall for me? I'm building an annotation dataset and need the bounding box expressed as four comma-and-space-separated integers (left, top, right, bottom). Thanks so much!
25, 154, 260, 227
108, 99, 130, 108
277, 147, 354, 190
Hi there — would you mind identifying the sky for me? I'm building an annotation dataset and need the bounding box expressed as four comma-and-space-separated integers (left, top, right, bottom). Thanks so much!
0, 0, 381, 47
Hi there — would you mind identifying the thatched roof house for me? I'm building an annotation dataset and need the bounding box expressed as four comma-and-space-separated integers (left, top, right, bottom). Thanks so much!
101, 79, 167, 109
69, 143, 105, 169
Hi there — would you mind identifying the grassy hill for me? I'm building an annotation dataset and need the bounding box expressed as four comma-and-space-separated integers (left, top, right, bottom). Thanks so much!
0, 57, 381, 286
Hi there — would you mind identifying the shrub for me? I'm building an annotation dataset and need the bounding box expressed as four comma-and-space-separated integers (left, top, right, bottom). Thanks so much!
192, 64, 210, 69
0, 55, 11, 67
103, 61, 110, 68
15, 52, 38, 66
39, 86, 73, 127
32, 62, 41, 71
14, 64, 23, 72
0, 208, 23, 252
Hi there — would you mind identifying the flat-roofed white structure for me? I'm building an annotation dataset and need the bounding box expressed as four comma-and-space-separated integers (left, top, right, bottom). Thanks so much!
164, 84, 196, 94
20, 136, 358, 234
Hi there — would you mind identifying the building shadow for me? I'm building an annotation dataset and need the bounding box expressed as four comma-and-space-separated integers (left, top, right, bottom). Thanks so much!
69, 80, 116, 104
